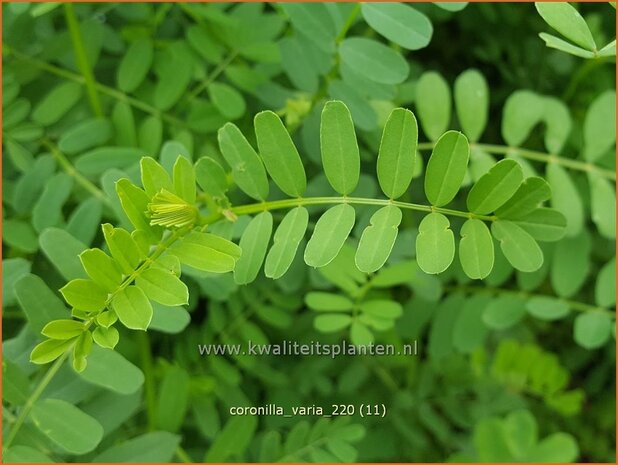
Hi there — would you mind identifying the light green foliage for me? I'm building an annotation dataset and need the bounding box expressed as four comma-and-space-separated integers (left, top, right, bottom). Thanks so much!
377, 108, 417, 199
320, 100, 360, 195
3, 3, 614, 463
424, 131, 469, 206
535, 2, 615, 58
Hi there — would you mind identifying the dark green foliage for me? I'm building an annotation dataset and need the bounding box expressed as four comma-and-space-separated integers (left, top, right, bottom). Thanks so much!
2, 2, 615, 463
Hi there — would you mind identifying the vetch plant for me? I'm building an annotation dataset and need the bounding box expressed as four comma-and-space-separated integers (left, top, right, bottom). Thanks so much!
30, 101, 567, 372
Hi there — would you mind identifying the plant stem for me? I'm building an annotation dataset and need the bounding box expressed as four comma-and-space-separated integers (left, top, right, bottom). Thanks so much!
8, 48, 186, 129
137, 332, 157, 432
175, 446, 193, 463
184, 50, 238, 103
447, 285, 614, 317
417, 142, 616, 180
230, 196, 496, 222
336, 3, 361, 42
42, 139, 112, 207
63, 3, 103, 117
5, 350, 70, 449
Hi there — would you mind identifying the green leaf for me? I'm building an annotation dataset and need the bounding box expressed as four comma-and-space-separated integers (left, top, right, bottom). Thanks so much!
495, 177, 551, 218
58, 118, 112, 155
3, 446, 54, 463
112, 286, 153, 330
314, 314, 353, 332
453, 295, 491, 353
154, 42, 193, 111
195, 157, 228, 199
491, 220, 543, 272
265, 207, 309, 279
74, 327, 95, 373
32, 173, 73, 232
92, 326, 120, 349
150, 303, 190, 334
467, 159, 524, 215
136, 268, 189, 306
350, 321, 374, 346
173, 155, 197, 204
320, 100, 360, 195
589, 172, 616, 239
30, 338, 75, 364
513, 207, 567, 242
526, 296, 570, 320
424, 131, 469, 206
234, 212, 273, 284
415, 71, 451, 140
527, 432, 579, 462
255, 110, 307, 197
360, 3, 432, 50
377, 108, 418, 199
3, 360, 31, 406
459, 219, 494, 279
279, 3, 337, 53
339, 38, 409, 85
454, 69, 489, 142
170, 231, 241, 273
112, 101, 137, 147
546, 163, 583, 237
140, 157, 173, 198
501, 91, 544, 148
305, 204, 356, 268
596, 258, 616, 308
31, 398, 103, 454
60, 279, 108, 312
328, 79, 378, 131
156, 365, 190, 432
535, 2, 596, 50
218, 122, 269, 201
15, 274, 68, 333
117, 38, 153, 92
355, 206, 402, 273
434, 2, 468, 11
31, 82, 82, 126
573, 312, 612, 349
139, 116, 163, 156
3, 258, 31, 306
39, 227, 88, 280
538, 32, 595, 58
208, 82, 246, 120
416, 213, 455, 274
483, 295, 527, 330
80, 248, 123, 293
205, 416, 258, 462
598, 39, 616, 57
504, 410, 538, 459
81, 346, 144, 394
67, 197, 103, 245
102, 224, 144, 274
306, 292, 354, 312
116, 178, 158, 240
76, 147, 144, 176
551, 231, 590, 297
93, 432, 180, 463
41, 319, 86, 340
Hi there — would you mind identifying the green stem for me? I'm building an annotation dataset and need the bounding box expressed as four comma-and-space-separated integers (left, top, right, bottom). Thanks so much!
417, 142, 616, 180
184, 50, 238, 102
42, 139, 112, 206
230, 196, 496, 222
336, 3, 361, 42
175, 446, 193, 463
5, 350, 71, 449
8, 47, 186, 129
447, 285, 614, 317
63, 4, 103, 117
137, 332, 157, 432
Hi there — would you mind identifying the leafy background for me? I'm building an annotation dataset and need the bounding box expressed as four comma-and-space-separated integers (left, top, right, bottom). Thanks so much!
2, 1, 616, 463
